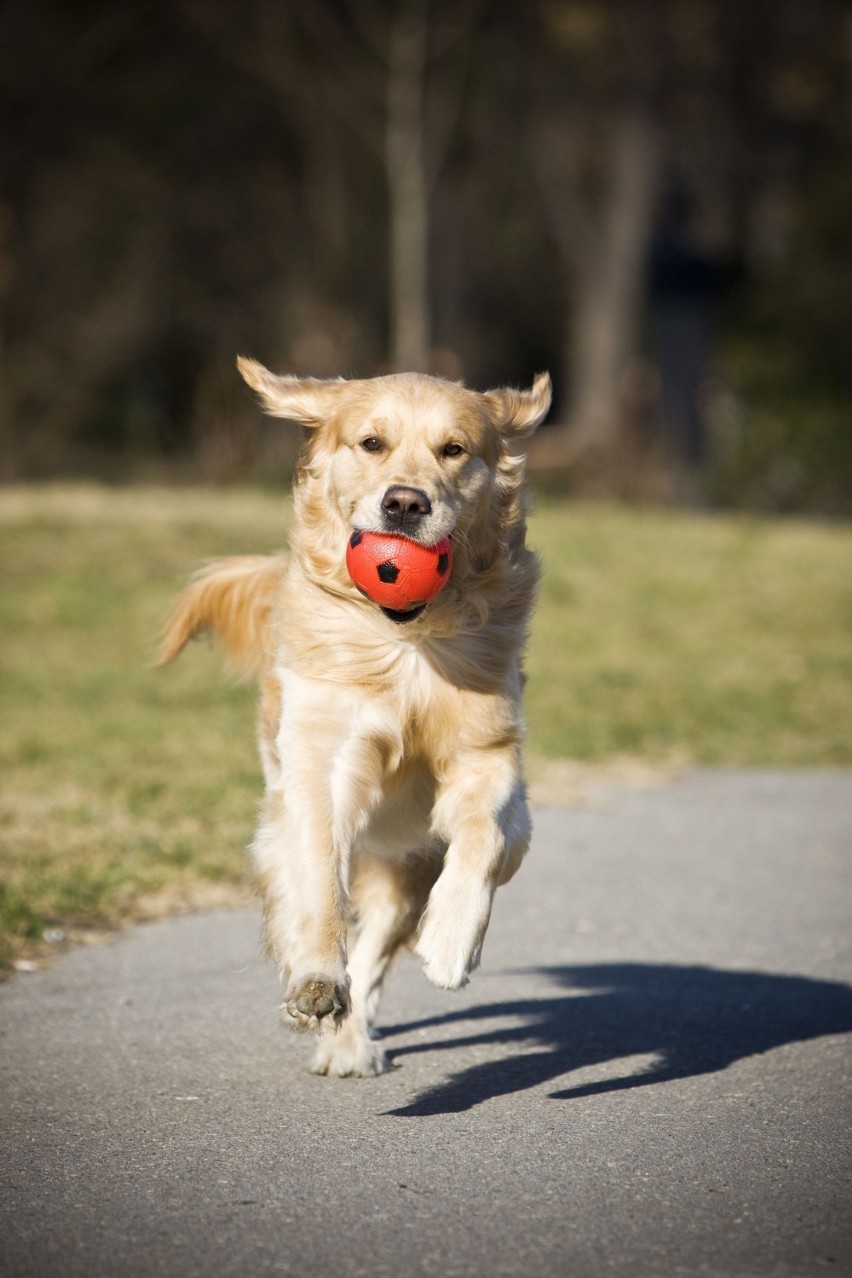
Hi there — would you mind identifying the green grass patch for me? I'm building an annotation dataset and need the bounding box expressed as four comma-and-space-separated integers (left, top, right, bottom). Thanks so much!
1, 483, 850, 969
527, 501, 852, 764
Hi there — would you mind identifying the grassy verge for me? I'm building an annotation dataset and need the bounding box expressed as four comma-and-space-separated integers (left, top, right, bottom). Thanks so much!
527, 500, 852, 764
1, 484, 850, 970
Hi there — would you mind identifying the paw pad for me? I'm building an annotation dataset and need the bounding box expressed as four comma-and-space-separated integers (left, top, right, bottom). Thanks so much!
284, 977, 350, 1031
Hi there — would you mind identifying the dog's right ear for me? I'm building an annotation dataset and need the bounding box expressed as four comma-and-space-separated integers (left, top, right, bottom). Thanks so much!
236, 356, 346, 426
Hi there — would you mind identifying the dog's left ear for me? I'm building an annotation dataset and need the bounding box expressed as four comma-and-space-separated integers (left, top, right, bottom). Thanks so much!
484, 372, 552, 438
236, 356, 346, 426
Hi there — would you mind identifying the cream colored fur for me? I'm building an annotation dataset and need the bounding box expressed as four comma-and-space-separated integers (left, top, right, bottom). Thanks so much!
159, 358, 551, 1076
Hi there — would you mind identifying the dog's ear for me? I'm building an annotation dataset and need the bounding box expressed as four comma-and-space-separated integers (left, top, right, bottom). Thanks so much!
236, 356, 346, 426
484, 372, 552, 438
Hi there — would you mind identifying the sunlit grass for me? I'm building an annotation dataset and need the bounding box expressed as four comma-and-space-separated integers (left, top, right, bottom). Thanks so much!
527, 500, 852, 764
1, 483, 850, 969
0, 486, 285, 969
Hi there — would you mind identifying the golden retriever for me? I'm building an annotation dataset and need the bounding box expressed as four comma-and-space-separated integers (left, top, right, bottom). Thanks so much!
158, 357, 551, 1076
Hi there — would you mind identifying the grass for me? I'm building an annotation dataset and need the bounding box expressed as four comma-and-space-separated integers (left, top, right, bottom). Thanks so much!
1, 483, 850, 970
527, 501, 852, 764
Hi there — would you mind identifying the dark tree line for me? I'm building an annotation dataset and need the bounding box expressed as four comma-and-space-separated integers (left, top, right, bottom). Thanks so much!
1, 0, 849, 509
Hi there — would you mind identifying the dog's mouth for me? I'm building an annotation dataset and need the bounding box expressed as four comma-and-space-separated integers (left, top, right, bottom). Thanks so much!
351, 582, 430, 625
379, 604, 428, 625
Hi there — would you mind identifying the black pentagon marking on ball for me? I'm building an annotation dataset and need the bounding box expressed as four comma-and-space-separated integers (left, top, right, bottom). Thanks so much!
377, 560, 400, 584
350, 530, 364, 548
437, 552, 449, 575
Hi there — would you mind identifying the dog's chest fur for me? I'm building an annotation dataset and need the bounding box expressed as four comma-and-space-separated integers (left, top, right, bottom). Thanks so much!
264, 624, 521, 863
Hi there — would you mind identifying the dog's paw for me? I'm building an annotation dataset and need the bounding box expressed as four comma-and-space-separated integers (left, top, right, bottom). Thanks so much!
311, 1031, 391, 1079
414, 923, 478, 991
282, 976, 351, 1034
414, 877, 491, 989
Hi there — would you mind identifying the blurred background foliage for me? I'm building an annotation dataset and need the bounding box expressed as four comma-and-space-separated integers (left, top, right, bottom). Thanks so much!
0, 0, 849, 511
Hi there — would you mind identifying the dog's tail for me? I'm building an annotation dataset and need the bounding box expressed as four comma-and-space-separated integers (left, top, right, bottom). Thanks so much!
156, 554, 286, 679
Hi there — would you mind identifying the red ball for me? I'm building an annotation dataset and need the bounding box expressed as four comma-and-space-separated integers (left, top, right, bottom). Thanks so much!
346, 531, 453, 614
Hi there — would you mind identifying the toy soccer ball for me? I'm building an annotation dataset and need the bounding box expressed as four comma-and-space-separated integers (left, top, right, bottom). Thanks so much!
346, 530, 452, 617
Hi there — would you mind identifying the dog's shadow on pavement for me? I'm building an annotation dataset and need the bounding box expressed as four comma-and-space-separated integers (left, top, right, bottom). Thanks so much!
382, 963, 852, 1116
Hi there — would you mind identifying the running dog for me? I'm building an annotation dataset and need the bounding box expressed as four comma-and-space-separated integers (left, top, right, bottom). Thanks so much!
158, 357, 551, 1076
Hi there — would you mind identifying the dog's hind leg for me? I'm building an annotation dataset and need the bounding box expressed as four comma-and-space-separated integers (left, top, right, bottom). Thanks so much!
311, 854, 439, 1078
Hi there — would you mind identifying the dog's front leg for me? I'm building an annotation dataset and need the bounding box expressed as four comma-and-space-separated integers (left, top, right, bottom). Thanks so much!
415, 745, 531, 990
252, 675, 399, 1034
252, 782, 351, 1034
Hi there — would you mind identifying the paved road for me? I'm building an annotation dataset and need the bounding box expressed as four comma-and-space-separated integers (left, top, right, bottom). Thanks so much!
2, 771, 851, 1278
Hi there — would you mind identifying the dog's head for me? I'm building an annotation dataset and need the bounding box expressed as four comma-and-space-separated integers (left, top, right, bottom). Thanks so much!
238, 358, 551, 552
238, 359, 550, 638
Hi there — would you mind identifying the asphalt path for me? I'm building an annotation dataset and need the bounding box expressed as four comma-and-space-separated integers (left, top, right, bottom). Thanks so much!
2, 770, 851, 1278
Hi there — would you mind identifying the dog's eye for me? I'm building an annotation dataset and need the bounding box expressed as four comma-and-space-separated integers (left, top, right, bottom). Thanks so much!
442, 442, 465, 458
361, 436, 384, 453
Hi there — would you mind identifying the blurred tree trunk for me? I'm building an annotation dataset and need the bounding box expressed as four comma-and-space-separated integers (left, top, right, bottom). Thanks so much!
563, 112, 661, 451
534, 108, 661, 458
193, 0, 480, 374
385, 0, 430, 371
529, 0, 665, 467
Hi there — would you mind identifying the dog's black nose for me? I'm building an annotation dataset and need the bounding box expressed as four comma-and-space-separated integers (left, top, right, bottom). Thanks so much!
381, 486, 432, 528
